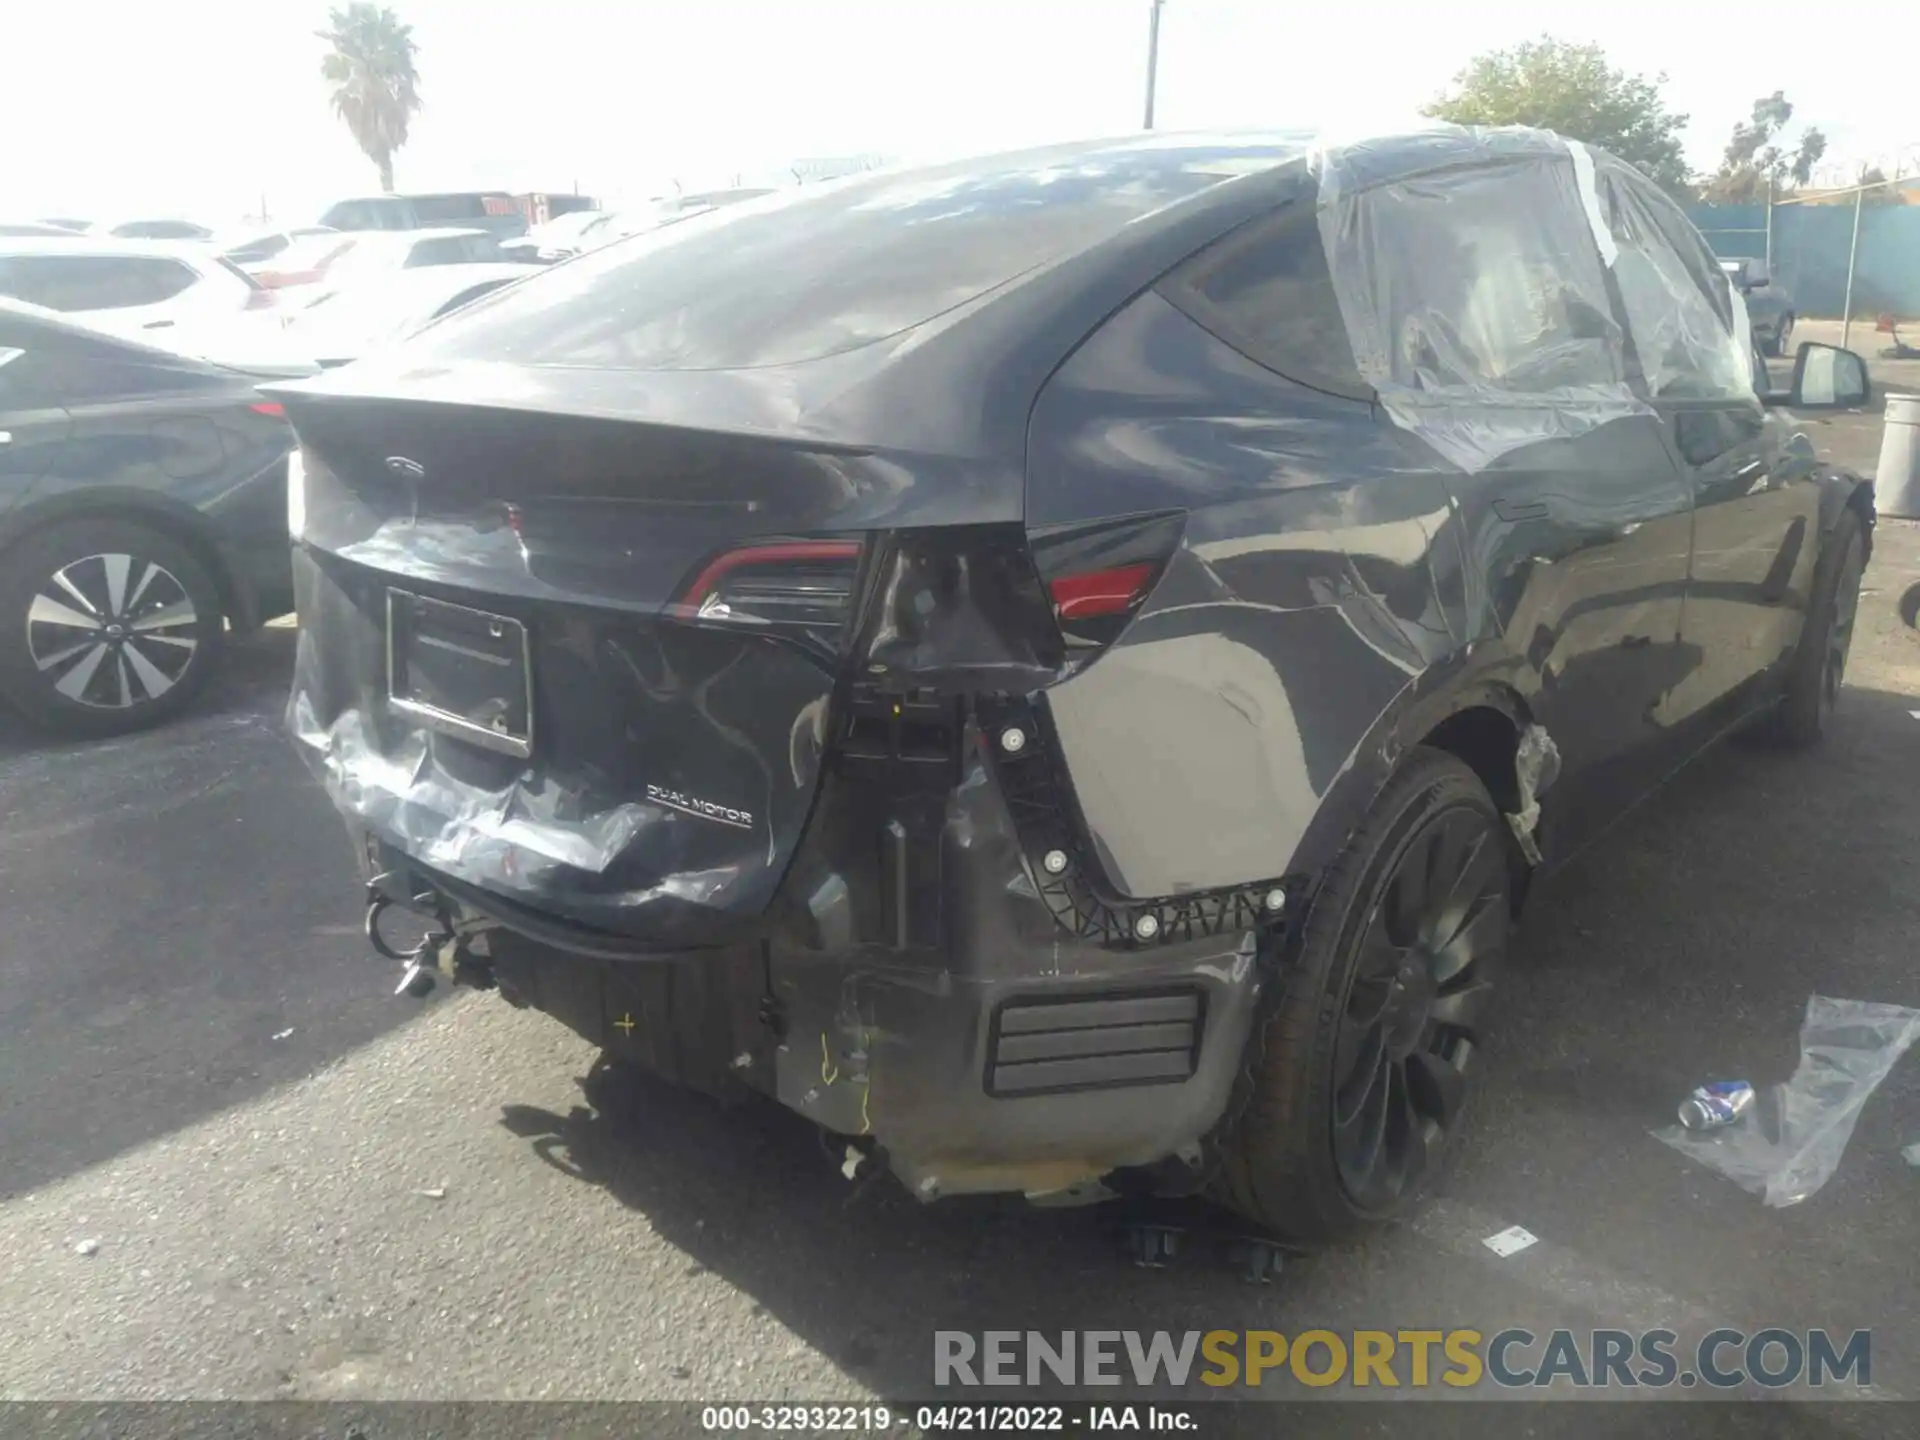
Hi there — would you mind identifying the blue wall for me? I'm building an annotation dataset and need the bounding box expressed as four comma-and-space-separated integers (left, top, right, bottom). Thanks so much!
1688, 202, 1920, 319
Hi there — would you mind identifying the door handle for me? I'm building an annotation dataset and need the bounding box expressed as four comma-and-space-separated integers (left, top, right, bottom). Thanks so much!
1493, 497, 1550, 522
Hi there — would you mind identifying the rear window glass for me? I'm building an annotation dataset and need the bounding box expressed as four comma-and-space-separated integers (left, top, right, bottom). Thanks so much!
409, 194, 511, 223
224, 234, 288, 264
418, 140, 1299, 371
1163, 202, 1365, 394
405, 234, 501, 266
321, 200, 407, 231
110, 220, 209, 240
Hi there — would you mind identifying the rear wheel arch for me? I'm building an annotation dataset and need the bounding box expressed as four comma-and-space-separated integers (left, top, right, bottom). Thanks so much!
1419, 703, 1523, 816
1809, 470, 1876, 564
0, 491, 252, 630
1278, 678, 1537, 918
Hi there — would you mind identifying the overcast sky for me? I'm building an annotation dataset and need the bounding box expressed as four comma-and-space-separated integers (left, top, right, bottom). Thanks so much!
8, 0, 1914, 228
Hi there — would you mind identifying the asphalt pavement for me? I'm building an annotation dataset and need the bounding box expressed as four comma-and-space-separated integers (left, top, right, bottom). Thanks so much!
3, 382, 1919, 1434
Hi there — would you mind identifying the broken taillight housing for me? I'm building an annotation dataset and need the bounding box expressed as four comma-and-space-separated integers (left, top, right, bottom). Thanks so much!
1027, 511, 1187, 651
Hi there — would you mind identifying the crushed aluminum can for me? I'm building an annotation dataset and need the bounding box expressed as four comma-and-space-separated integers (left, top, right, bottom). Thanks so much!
1678, 1080, 1756, 1131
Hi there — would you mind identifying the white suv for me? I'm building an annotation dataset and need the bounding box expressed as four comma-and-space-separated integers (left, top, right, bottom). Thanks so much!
0, 238, 277, 342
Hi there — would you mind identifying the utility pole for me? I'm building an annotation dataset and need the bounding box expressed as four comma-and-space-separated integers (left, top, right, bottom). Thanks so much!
1841, 165, 1866, 351
1143, 0, 1165, 131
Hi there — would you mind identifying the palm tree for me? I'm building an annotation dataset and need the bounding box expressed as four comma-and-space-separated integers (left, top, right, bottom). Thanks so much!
317, 3, 422, 193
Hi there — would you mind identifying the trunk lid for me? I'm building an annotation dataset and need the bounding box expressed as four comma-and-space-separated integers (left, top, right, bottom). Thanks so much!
284, 388, 897, 943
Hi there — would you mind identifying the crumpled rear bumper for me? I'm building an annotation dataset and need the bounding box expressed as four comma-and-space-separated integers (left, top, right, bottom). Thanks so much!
466, 917, 1263, 1201
354, 704, 1275, 1201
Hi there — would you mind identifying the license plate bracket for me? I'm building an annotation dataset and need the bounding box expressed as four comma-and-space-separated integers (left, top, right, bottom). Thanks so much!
386, 589, 533, 758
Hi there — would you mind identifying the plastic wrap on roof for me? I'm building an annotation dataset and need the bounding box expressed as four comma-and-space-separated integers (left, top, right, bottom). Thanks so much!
1309, 124, 1750, 472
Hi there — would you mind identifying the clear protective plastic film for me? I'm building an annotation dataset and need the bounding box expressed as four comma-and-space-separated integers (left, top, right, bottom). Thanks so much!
1309, 125, 1753, 471
1654, 996, 1920, 1208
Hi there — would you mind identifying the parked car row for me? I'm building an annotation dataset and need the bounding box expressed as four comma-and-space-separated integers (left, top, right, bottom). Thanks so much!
501, 187, 780, 264
3, 217, 217, 240
0, 196, 556, 732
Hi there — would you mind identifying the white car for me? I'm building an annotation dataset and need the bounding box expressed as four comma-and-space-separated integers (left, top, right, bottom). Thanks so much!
282, 264, 533, 366
0, 237, 279, 343
221, 226, 342, 269
500, 209, 609, 263
276, 228, 512, 308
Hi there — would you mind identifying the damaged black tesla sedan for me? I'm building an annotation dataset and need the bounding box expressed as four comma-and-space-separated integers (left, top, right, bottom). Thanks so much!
277, 126, 1873, 1243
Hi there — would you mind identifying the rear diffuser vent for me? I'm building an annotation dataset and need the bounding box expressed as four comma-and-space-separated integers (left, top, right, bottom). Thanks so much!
986, 989, 1204, 1097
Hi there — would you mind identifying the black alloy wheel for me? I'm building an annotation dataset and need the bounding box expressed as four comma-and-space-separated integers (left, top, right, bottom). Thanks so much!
1216, 747, 1512, 1243
1771, 506, 1866, 747
0, 518, 226, 737
1820, 529, 1864, 712
1330, 803, 1503, 1209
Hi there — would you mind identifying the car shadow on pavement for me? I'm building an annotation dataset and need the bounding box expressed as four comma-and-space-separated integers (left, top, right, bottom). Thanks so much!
0, 624, 431, 1205
489, 685, 1920, 1432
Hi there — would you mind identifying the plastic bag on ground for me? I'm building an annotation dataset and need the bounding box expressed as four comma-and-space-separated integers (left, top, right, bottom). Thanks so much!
1653, 995, 1920, 1208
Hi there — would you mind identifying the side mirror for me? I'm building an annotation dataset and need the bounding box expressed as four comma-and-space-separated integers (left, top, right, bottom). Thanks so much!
1782, 342, 1870, 409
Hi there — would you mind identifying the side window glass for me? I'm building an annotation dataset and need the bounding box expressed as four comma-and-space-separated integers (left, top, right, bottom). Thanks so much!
1340, 159, 1626, 397
0, 345, 51, 409
0, 258, 196, 313
1161, 202, 1366, 396
1597, 168, 1753, 402
0, 257, 87, 310
114, 260, 197, 308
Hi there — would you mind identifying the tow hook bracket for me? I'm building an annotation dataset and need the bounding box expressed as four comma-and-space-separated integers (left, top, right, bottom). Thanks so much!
365, 880, 495, 999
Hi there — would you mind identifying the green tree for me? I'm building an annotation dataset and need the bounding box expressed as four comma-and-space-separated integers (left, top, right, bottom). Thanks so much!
1852, 166, 1911, 207
1422, 36, 1692, 196
317, 3, 422, 193
1700, 92, 1827, 202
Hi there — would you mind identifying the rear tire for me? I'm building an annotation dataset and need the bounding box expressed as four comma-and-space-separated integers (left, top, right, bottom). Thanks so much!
1769, 506, 1865, 748
1212, 748, 1512, 1244
0, 517, 226, 737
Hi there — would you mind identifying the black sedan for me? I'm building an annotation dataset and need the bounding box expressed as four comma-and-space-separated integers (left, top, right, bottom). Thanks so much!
275, 128, 1873, 1244
0, 302, 296, 734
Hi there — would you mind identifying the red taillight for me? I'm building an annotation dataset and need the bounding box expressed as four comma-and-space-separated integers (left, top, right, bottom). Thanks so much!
1028, 511, 1186, 652
675, 539, 865, 636
1047, 562, 1157, 621
679, 540, 862, 609
250, 401, 286, 418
